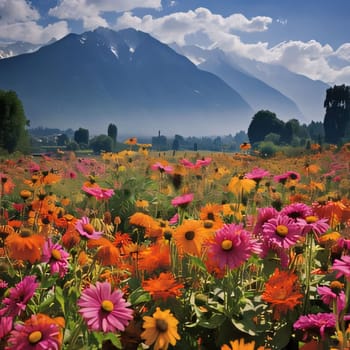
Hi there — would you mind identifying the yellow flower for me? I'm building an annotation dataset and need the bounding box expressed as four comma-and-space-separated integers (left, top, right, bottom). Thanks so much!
221, 338, 264, 350
141, 307, 180, 350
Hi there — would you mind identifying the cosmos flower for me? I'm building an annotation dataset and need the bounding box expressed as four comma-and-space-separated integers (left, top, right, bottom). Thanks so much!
293, 313, 336, 340
75, 216, 103, 240
41, 239, 69, 277
6, 313, 62, 350
142, 272, 184, 301
141, 307, 180, 350
207, 223, 261, 270
262, 268, 303, 320
262, 214, 302, 249
78, 281, 133, 333
0, 276, 39, 317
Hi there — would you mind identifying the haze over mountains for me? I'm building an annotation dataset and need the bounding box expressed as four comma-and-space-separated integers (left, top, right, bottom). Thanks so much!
0, 27, 329, 137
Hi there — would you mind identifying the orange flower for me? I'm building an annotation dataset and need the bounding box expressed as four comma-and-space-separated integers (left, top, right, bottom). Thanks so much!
240, 142, 251, 151
124, 137, 138, 145
88, 237, 121, 266
138, 243, 171, 273
5, 228, 45, 264
142, 272, 184, 301
261, 268, 303, 320
222, 338, 263, 350
62, 223, 81, 249
199, 203, 223, 224
129, 212, 160, 238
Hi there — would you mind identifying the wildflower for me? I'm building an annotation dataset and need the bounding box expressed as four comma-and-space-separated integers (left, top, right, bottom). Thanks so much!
245, 167, 270, 183
141, 307, 180, 350
87, 237, 121, 266
240, 142, 251, 151
124, 137, 137, 145
75, 216, 103, 240
142, 272, 184, 301
317, 281, 345, 312
6, 313, 62, 349
207, 223, 261, 270
0, 316, 13, 339
5, 227, 45, 264
171, 193, 194, 208
151, 162, 173, 174
227, 175, 256, 197
262, 268, 303, 320
293, 312, 336, 340
62, 223, 81, 249
296, 215, 329, 237
173, 220, 206, 257
78, 281, 133, 333
280, 202, 313, 221
262, 214, 302, 249
221, 338, 260, 350
138, 243, 171, 273
199, 203, 223, 224
41, 239, 69, 277
332, 255, 350, 280
0, 276, 39, 317
253, 207, 278, 236
82, 185, 115, 200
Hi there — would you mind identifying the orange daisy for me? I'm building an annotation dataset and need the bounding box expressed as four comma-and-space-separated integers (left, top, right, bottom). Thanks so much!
87, 237, 121, 266
142, 272, 184, 301
137, 242, 171, 273
261, 268, 303, 320
199, 203, 223, 224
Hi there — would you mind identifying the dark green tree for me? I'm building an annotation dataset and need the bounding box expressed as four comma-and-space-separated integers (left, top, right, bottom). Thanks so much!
57, 133, 69, 147
247, 110, 284, 145
323, 84, 350, 144
0, 90, 30, 153
74, 128, 89, 146
89, 135, 113, 153
107, 123, 118, 150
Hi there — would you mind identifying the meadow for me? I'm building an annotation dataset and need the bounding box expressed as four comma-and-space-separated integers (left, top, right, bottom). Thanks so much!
0, 142, 350, 350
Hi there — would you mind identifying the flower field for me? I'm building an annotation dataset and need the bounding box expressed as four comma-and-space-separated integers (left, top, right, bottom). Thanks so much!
1, 143, 350, 349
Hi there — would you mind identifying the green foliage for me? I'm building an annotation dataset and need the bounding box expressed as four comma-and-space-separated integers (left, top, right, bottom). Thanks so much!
74, 128, 89, 145
257, 141, 277, 158
0, 89, 30, 153
89, 135, 113, 153
107, 123, 118, 151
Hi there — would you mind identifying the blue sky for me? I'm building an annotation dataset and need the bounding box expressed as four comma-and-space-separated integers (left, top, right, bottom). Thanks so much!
1, 0, 350, 84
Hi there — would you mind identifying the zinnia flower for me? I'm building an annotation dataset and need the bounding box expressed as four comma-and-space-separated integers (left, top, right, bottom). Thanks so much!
141, 307, 180, 350
41, 239, 69, 277
0, 276, 39, 317
142, 272, 184, 301
207, 223, 261, 270
293, 312, 336, 340
261, 268, 303, 320
75, 216, 103, 240
6, 313, 61, 349
262, 214, 302, 249
78, 281, 133, 333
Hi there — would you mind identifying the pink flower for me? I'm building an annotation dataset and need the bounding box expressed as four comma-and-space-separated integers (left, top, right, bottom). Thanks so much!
207, 223, 261, 270
82, 185, 115, 200
296, 216, 329, 236
169, 213, 179, 225
317, 285, 346, 312
78, 282, 133, 333
151, 162, 173, 173
0, 316, 13, 339
245, 167, 270, 182
171, 193, 194, 208
293, 312, 336, 340
0, 276, 39, 317
262, 214, 302, 249
280, 202, 313, 221
195, 157, 212, 167
75, 216, 103, 240
253, 207, 278, 236
41, 239, 70, 277
6, 314, 60, 349
332, 255, 350, 280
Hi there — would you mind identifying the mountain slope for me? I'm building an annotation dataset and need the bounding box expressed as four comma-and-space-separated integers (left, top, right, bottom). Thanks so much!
0, 27, 253, 136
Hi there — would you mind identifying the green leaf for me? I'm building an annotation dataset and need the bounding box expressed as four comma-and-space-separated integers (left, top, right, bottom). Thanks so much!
128, 287, 151, 305
55, 286, 65, 316
103, 333, 122, 349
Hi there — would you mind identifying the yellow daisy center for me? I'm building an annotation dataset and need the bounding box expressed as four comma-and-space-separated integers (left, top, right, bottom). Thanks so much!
28, 330, 42, 344
51, 249, 62, 260
101, 300, 114, 312
306, 215, 318, 223
156, 318, 168, 332
276, 225, 288, 237
82, 223, 94, 234
221, 239, 233, 251
185, 230, 195, 240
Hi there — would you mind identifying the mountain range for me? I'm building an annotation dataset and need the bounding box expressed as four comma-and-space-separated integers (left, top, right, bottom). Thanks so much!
0, 27, 329, 137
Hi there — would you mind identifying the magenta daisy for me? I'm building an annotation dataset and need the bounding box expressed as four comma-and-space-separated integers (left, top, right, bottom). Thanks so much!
245, 167, 270, 183
253, 207, 278, 236
151, 162, 173, 173
195, 157, 212, 167
207, 223, 261, 270
317, 284, 345, 312
171, 193, 194, 208
41, 238, 70, 277
332, 255, 350, 280
6, 314, 61, 350
262, 214, 302, 249
78, 281, 133, 333
75, 216, 103, 240
293, 312, 336, 340
0, 316, 13, 339
82, 185, 115, 200
296, 216, 329, 236
0, 276, 39, 317
280, 202, 313, 221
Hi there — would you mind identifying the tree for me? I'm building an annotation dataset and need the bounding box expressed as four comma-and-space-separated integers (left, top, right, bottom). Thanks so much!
107, 123, 118, 150
74, 128, 89, 146
57, 134, 69, 147
89, 135, 113, 153
0, 90, 30, 153
247, 110, 284, 145
323, 84, 350, 144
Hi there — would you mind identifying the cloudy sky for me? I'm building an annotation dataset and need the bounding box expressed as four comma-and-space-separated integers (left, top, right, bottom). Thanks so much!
1, 0, 350, 85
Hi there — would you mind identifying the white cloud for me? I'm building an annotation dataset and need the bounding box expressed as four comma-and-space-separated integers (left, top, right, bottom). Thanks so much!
0, 0, 39, 24
115, 8, 350, 85
49, 0, 161, 30
0, 20, 70, 44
